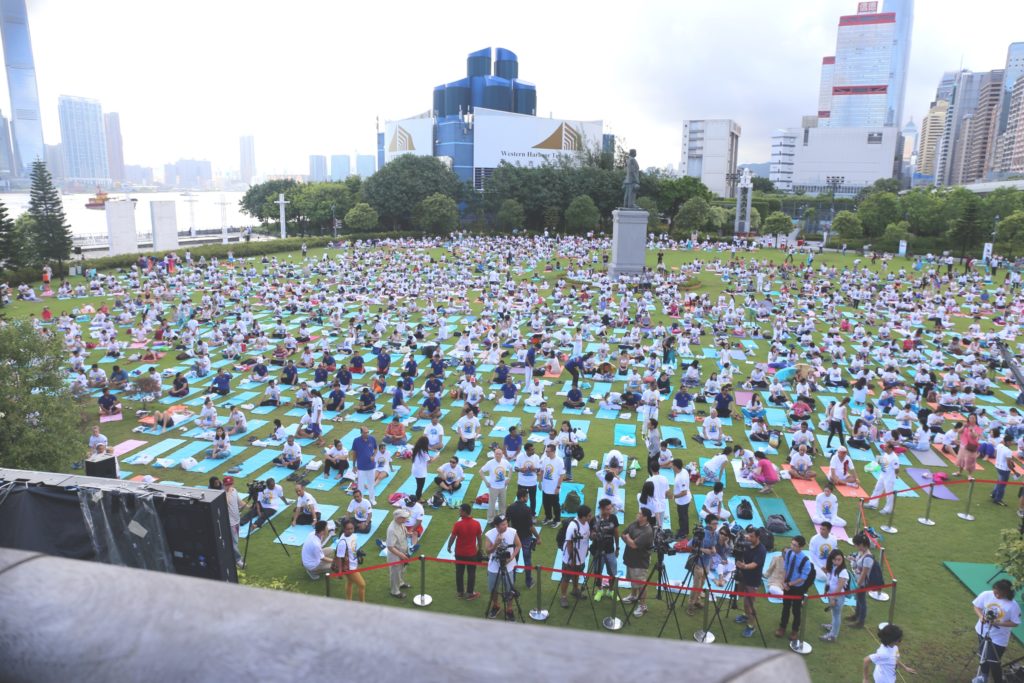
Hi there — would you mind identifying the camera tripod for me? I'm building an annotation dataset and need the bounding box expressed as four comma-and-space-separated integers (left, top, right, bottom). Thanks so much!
485, 557, 524, 623
658, 550, 728, 643
712, 571, 768, 648
548, 532, 601, 628
241, 493, 291, 569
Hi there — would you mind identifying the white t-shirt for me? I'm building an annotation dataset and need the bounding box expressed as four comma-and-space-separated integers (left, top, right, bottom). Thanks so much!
411, 449, 431, 478
561, 518, 591, 564
825, 567, 849, 594
437, 462, 464, 485
347, 498, 371, 522
334, 532, 359, 566
295, 491, 318, 517
995, 444, 1014, 471
515, 453, 540, 487
647, 473, 670, 508
455, 415, 480, 439
808, 533, 835, 569
829, 453, 854, 482
703, 490, 724, 517
868, 644, 899, 683
301, 531, 325, 571
673, 470, 692, 506
973, 590, 1022, 646
815, 492, 839, 521
705, 453, 728, 475
539, 456, 565, 494
424, 423, 445, 448
480, 457, 510, 490
485, 527, 518, 572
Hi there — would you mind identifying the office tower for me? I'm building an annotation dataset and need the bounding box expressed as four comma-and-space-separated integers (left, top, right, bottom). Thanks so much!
915, 100, 948, 181
768, 130, 797, 192
123, 164, 153, 186
44, 143, 62, 179
935, 70, 986, 186
57, 95, 109, 185
104, 112, 124, 183
900, 118, 917, 182
0, 0, 44, 175
330, 154, 350, 181
959, 72, 1005, 184
988, 43, 1024, 176
817, 1, 913, 129
164, 159, 212, 189
0, 110, 13, 175
239, 135, 255, 184
356, 154, 375, 178
679, 119, 741, 197
308, 154, 327, 182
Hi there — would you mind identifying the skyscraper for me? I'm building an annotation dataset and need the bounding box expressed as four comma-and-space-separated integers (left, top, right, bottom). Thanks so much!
935, 70, 985, 186
57, 95, 109, 185
309, 154, 327, 182
679, 119, 741, 197
104, 112, 124, 183
330, 154, 350, 180
883, 0, 913, 129
1005, 78, 1024, 175
988, 43, 1024, 176
0, 110, 14, 175
0, 0, 44, 175
239, 135, 256, 184
915, 100, 948, 182
961, 72, 1004, 184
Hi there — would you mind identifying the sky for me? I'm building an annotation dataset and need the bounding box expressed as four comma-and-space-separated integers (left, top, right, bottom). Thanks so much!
9, 0, 1024, 177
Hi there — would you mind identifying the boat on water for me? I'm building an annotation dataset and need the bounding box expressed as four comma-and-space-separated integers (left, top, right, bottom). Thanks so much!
85, 191, 109, 210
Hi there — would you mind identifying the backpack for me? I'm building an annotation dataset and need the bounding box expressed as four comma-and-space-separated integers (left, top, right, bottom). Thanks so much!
865, 553, 884, 589
562, 489, 582, 514
765, 514, 791, 534
555, 519, 573, 550
474, 493, 489, 505
428, 491, 446, 509
568, 444, 585, 462
736, 499, 753, 520
757, 526, 775, 552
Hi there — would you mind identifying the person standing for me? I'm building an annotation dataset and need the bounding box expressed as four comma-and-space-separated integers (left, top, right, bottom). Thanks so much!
506, 488, 541, 589
479, 448, 511, 525
686, 514, 721, 616
972, 579, 1021, 682
334, 519, 366, 602
865, 445, 899, 514
350, 427, 378, 505
514, 442, 540, 511
222, 476, 246, 569
645, 418, 662, 474
446, 503, 483, 600
671, 459, 692, 539
539, 444, 565, 527
484, 514, 522, 620
558, 505, 593, 609
774, 535, 814, 642
991, 435, 1017, 506
820, 549, 849, 643
863, 624, 916, 682
590, 498, 620, 602
386, 509, 412, 599
621, 509, 655, 617
734, 526, 767, 638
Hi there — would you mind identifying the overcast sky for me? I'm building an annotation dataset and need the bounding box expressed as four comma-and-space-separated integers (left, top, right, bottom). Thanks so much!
10, 0, 1024, 177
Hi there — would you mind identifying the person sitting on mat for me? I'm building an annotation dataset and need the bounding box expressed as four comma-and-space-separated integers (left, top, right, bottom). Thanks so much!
698, 409, 724, 444
273, 434, 302, 470
789, 445, 816, 480
813, 483, 847, 527
828, 447, 859, 489
564, 384, 585, 409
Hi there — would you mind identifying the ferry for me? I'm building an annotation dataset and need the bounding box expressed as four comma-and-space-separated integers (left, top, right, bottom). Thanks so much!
85, 191, 109, 210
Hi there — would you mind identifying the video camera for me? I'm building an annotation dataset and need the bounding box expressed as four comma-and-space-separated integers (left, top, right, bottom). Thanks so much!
652, 525, 677, 556
247, 479, 267, 498
590, 517, 616, 546
493, 540, 512, 564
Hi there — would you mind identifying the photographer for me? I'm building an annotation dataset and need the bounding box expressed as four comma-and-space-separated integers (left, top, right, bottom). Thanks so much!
686, 513, 721, 616
734, 526, 767, 639
446, 503, 483, 600
591, 498, 621, 602
972, 579, 1021, 682
506, 488, 541, 589
621, 508, 655, 617
333, 518, 366, 602
559, 505, 593, 609
242, 477, 285, 527
484, 514, 522, 620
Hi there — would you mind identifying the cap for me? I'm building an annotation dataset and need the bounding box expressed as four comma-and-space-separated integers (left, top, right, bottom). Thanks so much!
394, 508, 411, 520
223, 476, 234, 485
492, 514, 506, 525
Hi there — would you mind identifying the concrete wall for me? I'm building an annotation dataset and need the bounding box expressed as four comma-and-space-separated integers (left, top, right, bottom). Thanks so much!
149, 200, 178, 251
105, 200, 137, 256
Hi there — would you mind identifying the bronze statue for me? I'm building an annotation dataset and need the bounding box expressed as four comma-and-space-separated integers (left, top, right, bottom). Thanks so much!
622, 149, 640, 208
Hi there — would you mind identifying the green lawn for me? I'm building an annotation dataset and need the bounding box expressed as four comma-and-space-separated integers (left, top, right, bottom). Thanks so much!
6, 243, 1018, 682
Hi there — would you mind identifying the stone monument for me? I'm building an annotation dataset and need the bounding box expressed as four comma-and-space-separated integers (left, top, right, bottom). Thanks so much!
150, 201, 179, 251
106, 200, 138, 256
610, 149, 648, 279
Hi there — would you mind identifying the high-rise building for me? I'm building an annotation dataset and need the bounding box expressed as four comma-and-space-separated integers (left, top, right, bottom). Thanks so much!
0, 0, 44, 176
44, 143, 62, 179
1005, 78, 1024, 175
900, 118, 917, 184
239, 135, 255, 184
164, 159, 212, 189
960, 72, 1004, 185
0, 110, 14, 175
914, 99, 948, 183
817, 1, 913, 129
769, 129, 797, 192
309, 154, 327, 182
679, 119, 741, 197
57, 95, 109, 185
356, 154, 375, 178
104, 112, 124, 183
935, 70, 986, 186
987, 43, 1024, 176
330, 154, 350, 180
124, 164, 153, 186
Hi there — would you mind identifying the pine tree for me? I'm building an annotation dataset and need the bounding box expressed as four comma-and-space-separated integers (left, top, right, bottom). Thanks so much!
27, 160, 72, 274
0, 199, 19, 273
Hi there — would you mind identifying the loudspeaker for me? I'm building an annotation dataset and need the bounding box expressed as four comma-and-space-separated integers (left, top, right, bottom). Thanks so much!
84, 455, 118, 479
155, 490, 236, 582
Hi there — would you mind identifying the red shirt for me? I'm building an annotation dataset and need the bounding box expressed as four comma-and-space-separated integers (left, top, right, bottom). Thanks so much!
450, 517, 481, 558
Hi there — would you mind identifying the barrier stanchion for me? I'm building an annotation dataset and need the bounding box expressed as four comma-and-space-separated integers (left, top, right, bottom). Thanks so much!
325, 573, 331, 598
413, 555, 432, 607
957, 479, 976, 521
879, 580, 898, 630
856, 498, 865, 533
602, 576, 624, 631
879, 491, 898, 535
694, 586, 715, 644
917, 484, 936, 526
529, 565, 548, 621
869, 548, 891, 602
790, 596, 812, 655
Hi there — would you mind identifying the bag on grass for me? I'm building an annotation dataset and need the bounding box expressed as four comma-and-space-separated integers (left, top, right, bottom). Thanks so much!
562, 490, 582, 514
474, 493, 490, 505
765, 514, 791, 534
736, 499, 753, 520
180, 456, 199, 471
428, 491, 446, 509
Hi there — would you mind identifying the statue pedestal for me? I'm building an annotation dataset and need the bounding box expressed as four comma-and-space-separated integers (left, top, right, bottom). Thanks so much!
609, 209, 648, 279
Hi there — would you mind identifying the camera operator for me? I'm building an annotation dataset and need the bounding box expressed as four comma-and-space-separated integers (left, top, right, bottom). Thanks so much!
686, 513, 721, 616
559, 505, 593, 609
484, 514, 522, 620
591, 498, 621, 602
972, 579, 1021, 682
621, 508, 655, 617
506, 488, 541, 589
241, 477, 285, 527
734, 526, 767, 639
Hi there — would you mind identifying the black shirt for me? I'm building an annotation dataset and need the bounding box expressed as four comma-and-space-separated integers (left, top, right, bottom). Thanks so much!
505, 500, 535, 543
591, 514, 619, 554
738, 542, 767, 587
622, 521, 654, 569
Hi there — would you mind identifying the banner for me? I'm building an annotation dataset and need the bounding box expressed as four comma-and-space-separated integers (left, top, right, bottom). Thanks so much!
898, 240, 907, 257
983, 242, 993, 261
473, 107, 602, 170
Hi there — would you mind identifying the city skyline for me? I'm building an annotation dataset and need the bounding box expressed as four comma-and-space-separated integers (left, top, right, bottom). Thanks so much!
1, 0, 1021, 177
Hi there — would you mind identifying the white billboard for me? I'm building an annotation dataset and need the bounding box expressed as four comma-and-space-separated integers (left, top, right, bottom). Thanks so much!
472, 107, 603, 169
383, 116, 434, 165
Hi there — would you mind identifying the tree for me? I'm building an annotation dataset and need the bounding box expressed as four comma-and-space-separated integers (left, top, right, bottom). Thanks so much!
857, 191, 901, 238
762, 210, 792, 239
543, 206, 562, 230
832, 210, 863, 239
878, 220, 910, 252
287, 183, 353, 236
707, 206, 729, 234
654, 176, 712, 219
946, 190, 986, 258
854, 177, 901, 201
900, 188, 946, 237
635, 197, 661, 231
0, 199, 20, 272
751, 177, 776, 193
363, 155, 460, 229
27, 161, 72, 274
414, 193, 459, 233
997, 211, 1024, 257
564, 195, 600, 233
748, 206, 762, 230
495, 199, 526, 231
343, 202, 379, 232
0, 321, 87, 471
674, 196, 712, 233
239, 179, 297, 223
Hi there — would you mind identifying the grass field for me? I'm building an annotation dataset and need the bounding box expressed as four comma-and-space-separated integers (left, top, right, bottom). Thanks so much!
7, 243, 1021, 682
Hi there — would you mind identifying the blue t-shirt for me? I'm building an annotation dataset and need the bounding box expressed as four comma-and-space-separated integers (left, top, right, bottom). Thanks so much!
675, 391, 692, 408
422, 396, 440, 412
335, 368, 352, 385
212, 373, 231, 392
352, 435, 377, 470
494, 365, 510, 383
567, 388, 583, 401
504, 433, 523, 453
502, 383, 517, 399
281, 366, 297, 383
392, 387, 404, 409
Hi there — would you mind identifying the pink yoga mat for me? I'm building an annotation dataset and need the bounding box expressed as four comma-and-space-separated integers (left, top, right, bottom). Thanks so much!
801, 499, 851, 541
904, 468, 959, 501
111, 439, 147, 456
735, 391, 753, 406
99, 413, 124, 423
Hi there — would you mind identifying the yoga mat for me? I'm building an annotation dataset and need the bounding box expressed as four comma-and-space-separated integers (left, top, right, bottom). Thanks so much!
125, 438, 185, 463
660, 425, 687, 448
154, 439, 213, 467
746, 433, 777, 456
613, 423, 637, 448
589, 382, 613, 398
728, 495, 763, 528
239, 503, 290, 539
559, 481, 586, 516
373, 466, 401, 497
442, 473, 475, 507
353, 511, 388, 549
111, 439, 147, 457
216, 391, 260, 406
272, 505, 342, 546
99, 413, 123, 423
729, 460, 761, 489
698, 457, 728, 486
764, 408, 789, 427
909, 445, 947, 467
569, 420, 591, 440
306, 470, 344, 492
781, 465, 823, 496
863, 470, 919, 498
488, 416, 521, 438
945, 562, 1024, 644
159, 387, 204, 404
735, 391, 753, 406
258, 455, 314, 483
904, 468, 959, 501
227, 419, 269, 441
800, 500, 849, 541
230, 448, 281, 478
596, 408, 621, 420
494, 400, 521, 413
758, 497, 802, 537
188, 445, 248, 473
820, 467, 869, 498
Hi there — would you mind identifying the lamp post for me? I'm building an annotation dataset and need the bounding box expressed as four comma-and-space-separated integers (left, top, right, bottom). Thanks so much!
331, 204, 337, 239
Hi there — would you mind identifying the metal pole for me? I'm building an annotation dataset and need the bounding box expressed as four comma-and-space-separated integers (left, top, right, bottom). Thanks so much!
529, 564, 549, 621
917, 484, 936, 526
856, 498, 865, 533
325, 573, 331, 598
880, 491, 898, 534
603, 576, 624, 631
879, 580, 898, 630
790, 595, 813, 655
413, 555, 432, 607
958, 479, 976, 521
694, 582, 715, 644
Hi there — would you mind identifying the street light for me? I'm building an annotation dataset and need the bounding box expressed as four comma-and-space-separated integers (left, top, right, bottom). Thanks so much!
331, 204, 337, 238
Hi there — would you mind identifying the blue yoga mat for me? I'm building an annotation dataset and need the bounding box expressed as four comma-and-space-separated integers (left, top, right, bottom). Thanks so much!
258, 456, 314, 482
272, 505, 342, 546
230, 448, 281, 478
188, 445, 248, 473
728, 495, 763, 527
698, 457, 729, 486
154, 439, 213, 467
596, 408, 621, 420
442, 473, 475, 506
373, 466, 401, 497
239, 503, 290, 539
660, 425, 687, 448
488, 416, 521, 438
228, 419, 268, 441
216, 391, 260, 407
125, 438, 185, 463
613, 423, 638, 448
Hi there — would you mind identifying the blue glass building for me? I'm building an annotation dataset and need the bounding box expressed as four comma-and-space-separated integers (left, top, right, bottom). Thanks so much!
0, 0, 45, 176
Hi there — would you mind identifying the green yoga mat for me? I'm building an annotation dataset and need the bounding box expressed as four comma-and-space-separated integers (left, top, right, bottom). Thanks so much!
945, 561, 1024, 644
756, 497, 802, 538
